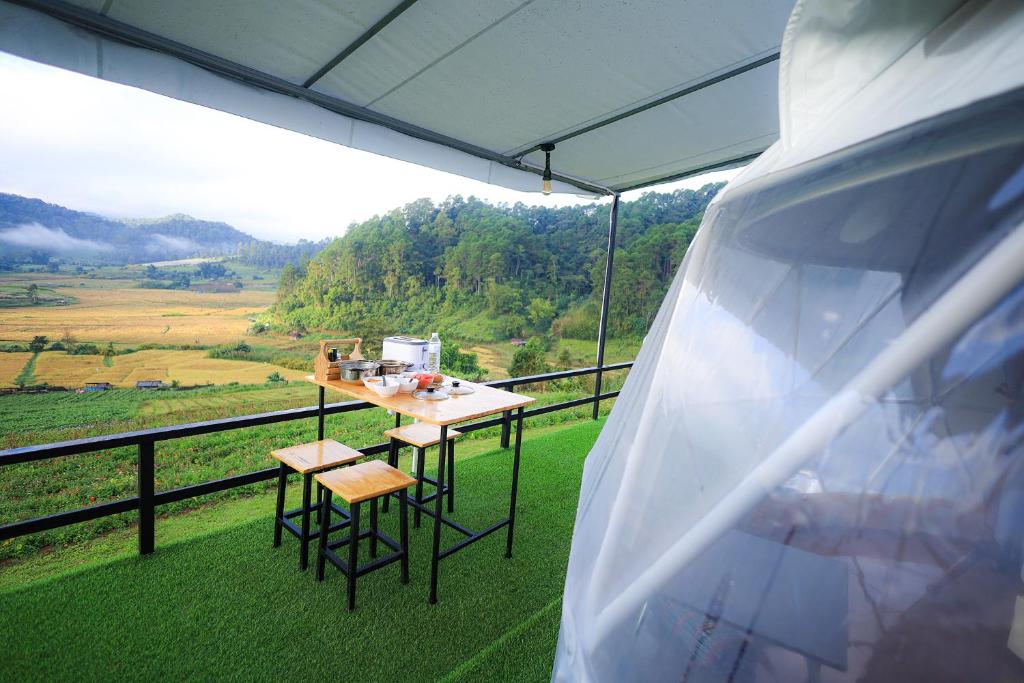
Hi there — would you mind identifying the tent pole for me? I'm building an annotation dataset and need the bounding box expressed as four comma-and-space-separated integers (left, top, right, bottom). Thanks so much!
593, 194, 620, 420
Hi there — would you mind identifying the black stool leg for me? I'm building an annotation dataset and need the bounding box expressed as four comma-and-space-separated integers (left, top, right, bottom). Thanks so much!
299, 473, 312, 571
399, 488, 409, 584
273, 462, 287, 547
315, 480, 323, 526
316, 488, 332, 581
414, 446, 425, 529
383, 437, 398, 513
348, 502, 361, 611
447, 439, 455, 513
369, 498, 379, 558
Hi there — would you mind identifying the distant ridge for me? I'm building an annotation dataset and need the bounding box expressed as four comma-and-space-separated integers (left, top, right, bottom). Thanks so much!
0, 193, 256, 264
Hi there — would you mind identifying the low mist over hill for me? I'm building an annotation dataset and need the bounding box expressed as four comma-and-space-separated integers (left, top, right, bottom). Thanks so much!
0, 194, 256, 265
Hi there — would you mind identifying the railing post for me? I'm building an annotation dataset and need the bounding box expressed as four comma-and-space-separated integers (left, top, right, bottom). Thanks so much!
500, 385, 514, 449
138, 440, 155, 555
593, 193, 620, 419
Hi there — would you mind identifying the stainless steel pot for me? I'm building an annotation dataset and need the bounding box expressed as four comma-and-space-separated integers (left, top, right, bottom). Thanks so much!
376, 359, 412, 376
338, 359, 379, 383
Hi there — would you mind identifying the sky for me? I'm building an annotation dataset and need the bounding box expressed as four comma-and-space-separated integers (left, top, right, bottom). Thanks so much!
0, 52, 740, 243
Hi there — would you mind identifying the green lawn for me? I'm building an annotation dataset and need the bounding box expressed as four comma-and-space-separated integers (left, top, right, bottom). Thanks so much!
0, 419, 602, 682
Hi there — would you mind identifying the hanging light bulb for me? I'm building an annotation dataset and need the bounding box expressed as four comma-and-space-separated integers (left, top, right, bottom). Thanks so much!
541, 143, 555, 195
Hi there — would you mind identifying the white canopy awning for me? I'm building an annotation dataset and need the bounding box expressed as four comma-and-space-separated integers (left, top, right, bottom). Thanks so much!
0, 0, 794, 196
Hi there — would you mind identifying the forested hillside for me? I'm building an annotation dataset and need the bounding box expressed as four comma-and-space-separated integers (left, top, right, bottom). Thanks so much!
275, 185, 719, 341
0, 194, 256, 264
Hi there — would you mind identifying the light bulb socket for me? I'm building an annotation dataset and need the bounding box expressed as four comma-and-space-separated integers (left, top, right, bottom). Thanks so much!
540, 142, 555, 194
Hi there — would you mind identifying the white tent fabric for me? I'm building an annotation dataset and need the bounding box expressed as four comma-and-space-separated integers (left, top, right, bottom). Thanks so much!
554, 0, 1024, 680
0, 0, 793, 196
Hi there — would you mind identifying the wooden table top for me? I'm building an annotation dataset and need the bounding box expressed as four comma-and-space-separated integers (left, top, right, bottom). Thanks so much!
307, 375, 534, 426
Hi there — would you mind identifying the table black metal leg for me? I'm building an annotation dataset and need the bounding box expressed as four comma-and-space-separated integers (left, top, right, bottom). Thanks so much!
428, 425, 448, 604
315, 489, 332, 581
300, 473, 312, 571
317, 386, 325, 441
506, 407, 524, 559
273, 462, 287, 547
399, 489, 409, 584
348, 502, 361, 611
447, 439, 455, 513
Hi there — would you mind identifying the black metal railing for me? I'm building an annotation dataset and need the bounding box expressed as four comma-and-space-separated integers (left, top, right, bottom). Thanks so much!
0, 362, 632, 554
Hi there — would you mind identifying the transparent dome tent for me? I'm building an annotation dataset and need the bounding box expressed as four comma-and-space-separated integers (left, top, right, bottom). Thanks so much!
554, 1, 1024, 681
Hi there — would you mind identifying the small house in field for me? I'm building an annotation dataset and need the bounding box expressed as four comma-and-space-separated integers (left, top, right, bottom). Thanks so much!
135, 380, 163, 390
84, 382, 113, 391
510, 338, 527, 347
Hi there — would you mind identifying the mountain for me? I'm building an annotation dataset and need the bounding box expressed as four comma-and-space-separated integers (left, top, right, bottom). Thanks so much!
276, 185, 721, 342
0, 194, 256, 265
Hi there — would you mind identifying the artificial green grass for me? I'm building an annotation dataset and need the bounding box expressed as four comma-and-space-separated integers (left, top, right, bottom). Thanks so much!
0, 420, 603, 682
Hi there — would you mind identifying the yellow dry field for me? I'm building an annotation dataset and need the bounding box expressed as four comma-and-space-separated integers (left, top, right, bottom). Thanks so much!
32, 350, 307, 388
0, 286, 275, 345
0, 352, 32, 388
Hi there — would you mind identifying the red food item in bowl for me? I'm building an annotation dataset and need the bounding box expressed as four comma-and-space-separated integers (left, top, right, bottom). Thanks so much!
415, 373, 432, 390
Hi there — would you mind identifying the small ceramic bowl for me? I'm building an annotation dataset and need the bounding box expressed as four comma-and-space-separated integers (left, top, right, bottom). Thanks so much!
369, 381, 400, 398
395, 376, 417, 393
362, 377, 383, 388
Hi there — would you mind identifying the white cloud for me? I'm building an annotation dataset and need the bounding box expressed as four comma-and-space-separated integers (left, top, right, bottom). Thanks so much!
0, 53, 740, 242
0, 223, 111, 253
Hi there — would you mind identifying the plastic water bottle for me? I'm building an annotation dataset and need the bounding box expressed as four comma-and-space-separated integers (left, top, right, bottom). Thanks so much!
426, 332, 441, 374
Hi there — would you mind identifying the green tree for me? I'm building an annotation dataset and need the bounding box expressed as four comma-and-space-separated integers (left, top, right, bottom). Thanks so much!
26, 283, 39, 305
60, 327, 77, 354
28, 335, 48, 352
440, 345, 487, 381
508, 338, 549, 378
527, 297, 556, 328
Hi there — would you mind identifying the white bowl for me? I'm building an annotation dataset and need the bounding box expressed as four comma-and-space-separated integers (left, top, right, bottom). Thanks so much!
362, 376, 383, 388
369, 381, 400, 398
395, 376, 417, 393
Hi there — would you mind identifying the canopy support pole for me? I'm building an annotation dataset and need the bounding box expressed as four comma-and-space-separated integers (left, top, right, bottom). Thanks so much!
593, 194, 619, 420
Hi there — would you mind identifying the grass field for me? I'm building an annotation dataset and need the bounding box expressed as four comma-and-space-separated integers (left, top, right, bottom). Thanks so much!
0, 420, 600, 682
29, 349, 307, 387
0, 379, 615, 560
0, 351, 32, 388
139, 383, 318, 417
0, 282, 275, 345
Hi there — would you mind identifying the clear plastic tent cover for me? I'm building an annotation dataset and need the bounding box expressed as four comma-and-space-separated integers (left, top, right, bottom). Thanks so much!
554, 86, 1024, 681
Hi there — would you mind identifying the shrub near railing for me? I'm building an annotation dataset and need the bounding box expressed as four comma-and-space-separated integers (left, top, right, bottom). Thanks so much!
0, 363, 631, 560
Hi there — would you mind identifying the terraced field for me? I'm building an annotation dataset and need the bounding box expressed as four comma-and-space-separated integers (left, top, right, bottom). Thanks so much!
0, 283, 274, 345
31, 350, 307, 388
139, 383, 318, 417
0, 352, 33, 388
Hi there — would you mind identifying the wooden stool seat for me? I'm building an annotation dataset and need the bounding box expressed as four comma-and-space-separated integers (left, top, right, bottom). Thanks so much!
315, 460, 414, 610
383, 422, 460, 522
272, 440, 362, 572
271, 439, 362, 474
316, 460, 417, 504
383, 422, 462, 448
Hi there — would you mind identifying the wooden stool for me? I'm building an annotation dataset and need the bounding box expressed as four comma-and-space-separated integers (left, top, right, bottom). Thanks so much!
315, 460, 416, 610
382, 422, 461, 526
271, 440, 362, 571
